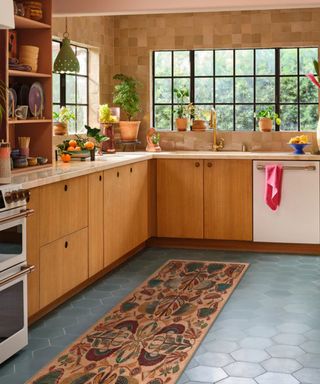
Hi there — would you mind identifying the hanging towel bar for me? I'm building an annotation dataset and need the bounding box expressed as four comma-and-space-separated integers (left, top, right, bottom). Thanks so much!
256, 164, 316, 171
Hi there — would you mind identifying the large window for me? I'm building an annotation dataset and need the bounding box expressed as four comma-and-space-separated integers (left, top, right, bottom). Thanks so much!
153, 48, 319, 131
52, 40, 89, 133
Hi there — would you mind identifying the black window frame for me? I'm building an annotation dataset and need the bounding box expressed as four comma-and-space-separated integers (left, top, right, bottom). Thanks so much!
152, 47, 319, 131
52, 39, 89, 133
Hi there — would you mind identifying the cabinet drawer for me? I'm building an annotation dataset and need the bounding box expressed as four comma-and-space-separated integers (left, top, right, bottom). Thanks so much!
40, 228, 88, 308
39, 176, 88, 245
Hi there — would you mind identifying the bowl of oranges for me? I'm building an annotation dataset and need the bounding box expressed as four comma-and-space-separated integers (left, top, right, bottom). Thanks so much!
57, 139, 95, 163
288, 135, 310, 155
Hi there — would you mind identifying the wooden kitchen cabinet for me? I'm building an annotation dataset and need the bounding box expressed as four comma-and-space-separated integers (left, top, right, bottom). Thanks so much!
129, 161, 148, 248
104, 161, 149, 266
27, 187, 40, 317
157, 159, 204, 238
39, 228, 88, 308
204, 159, 253, 241
39, 176, 88, 246
88, 172, 104, 277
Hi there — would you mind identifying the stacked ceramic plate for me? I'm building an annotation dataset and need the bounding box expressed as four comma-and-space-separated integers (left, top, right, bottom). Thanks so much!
19, 45, 39, 72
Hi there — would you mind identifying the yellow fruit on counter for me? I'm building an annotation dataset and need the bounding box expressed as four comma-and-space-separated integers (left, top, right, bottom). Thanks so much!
289, 135, 309, 144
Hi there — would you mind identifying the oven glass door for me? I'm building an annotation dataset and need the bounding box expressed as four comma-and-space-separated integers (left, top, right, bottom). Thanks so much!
0, 280, 24, 343
0, 215, 25, 269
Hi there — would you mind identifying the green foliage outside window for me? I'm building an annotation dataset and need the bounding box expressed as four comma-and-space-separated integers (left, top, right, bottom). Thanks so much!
153, 47, 319, 131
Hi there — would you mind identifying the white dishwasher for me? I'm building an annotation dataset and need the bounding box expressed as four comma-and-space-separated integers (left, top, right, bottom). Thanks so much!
253, 160, 320, 244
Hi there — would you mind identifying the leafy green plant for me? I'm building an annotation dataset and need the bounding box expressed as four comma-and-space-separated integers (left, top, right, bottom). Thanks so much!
113, 74, 141, 121
255, 106, 281, 126
0, 80, 7, 127
85, 125, 109, 145
53, 106, 75, 124
174, 88, 189, 118
99, 104, 118, 123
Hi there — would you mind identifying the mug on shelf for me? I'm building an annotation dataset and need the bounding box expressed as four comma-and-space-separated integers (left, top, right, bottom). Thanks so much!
15, 106, 29, 120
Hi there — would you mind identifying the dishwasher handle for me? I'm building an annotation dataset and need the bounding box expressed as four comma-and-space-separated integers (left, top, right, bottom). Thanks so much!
256, 165, 317, 171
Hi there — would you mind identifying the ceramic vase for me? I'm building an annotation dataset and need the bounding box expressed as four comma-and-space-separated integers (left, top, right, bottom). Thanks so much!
101, 123, 116, 154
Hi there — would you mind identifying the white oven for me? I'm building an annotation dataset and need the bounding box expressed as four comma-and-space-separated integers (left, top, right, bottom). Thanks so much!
0, 184, 34, 364
0, 262, 34, 364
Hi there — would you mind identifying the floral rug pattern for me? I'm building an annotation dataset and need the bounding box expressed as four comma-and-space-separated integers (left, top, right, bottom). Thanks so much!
29, 260, 248, 384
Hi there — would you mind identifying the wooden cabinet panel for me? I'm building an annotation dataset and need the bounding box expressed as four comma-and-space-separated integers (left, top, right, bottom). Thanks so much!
104, 161, 149, 266
204, 160, 252, 241
88, 172, 104, 277
27, 187, 40, 317
39, 176, 88, 245
104, 165, 131, 266
40, 228, 88, 308
157, 159, 204, 238
130, 161, 148, 248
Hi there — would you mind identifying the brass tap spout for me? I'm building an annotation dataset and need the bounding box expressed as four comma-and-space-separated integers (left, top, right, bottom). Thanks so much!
210, 108, 224, 151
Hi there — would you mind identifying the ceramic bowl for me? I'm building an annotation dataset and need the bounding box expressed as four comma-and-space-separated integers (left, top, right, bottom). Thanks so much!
13, 156, 28, 168
27, 157, 38, 166
37, 156, 48, 165
288, 143, 310, 155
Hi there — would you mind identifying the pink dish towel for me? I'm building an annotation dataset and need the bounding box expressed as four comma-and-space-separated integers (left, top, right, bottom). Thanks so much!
265, 164, 283, 211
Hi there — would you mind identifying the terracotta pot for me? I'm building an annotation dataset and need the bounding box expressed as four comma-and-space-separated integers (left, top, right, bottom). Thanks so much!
192, 120, 207, 131
259, 118, 273, 132
119, 121, 140, 142
176, 118, 188, 131
53, 122, 68, 135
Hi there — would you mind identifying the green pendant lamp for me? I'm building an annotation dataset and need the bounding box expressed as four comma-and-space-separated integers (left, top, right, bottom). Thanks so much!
54, 18, 80, 74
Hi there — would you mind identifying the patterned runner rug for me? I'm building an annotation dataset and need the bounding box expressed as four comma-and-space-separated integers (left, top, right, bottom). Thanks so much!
28, 259, 249, 384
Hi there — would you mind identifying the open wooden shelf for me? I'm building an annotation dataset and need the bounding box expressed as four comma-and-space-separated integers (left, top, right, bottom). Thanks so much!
9, 70, 51, 78
14, 15, 51, 30
12, 163, 52, 174
9, 119, 52, 125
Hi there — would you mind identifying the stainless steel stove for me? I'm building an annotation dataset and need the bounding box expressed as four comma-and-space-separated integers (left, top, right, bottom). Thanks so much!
0, 184, 34, 364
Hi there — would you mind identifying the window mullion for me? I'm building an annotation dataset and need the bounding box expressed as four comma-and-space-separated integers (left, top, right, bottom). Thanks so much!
275, 48, 281, 132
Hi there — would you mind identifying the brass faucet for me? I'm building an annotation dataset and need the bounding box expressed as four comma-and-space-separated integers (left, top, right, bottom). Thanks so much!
210, 108, 224, 151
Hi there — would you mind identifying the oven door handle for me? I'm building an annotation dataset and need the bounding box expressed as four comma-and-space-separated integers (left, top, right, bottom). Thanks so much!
0, 265, 35, 287
0, 208, 34, 225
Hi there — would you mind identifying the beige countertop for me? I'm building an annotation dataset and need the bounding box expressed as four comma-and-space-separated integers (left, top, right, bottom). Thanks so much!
11, 151, 320, 189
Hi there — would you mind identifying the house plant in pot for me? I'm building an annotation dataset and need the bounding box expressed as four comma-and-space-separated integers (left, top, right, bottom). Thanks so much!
113, 73, 141, 142
255, 106, 281, 132
174, 87, 189, 131
53, 106, 75, 135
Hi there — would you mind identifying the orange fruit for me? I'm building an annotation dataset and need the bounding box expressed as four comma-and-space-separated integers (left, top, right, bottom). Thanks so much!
61, 153, 71, 163
68, 139, 77, 147
74, 146, 81, 151
67, 146, 75, 151
84, 141, 94, 150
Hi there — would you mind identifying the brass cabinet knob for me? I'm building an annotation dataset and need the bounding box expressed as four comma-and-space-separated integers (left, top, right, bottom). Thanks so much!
99, 175, 102, 181
117, 172, 120, 178
207, 162, 213, 168
65, 241, 68, 248
64, 185, 68, 192
195, 162, 200, 168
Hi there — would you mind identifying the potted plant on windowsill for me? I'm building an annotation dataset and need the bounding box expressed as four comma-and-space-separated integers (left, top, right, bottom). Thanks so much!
255, 106, 281, 132
174, 87, 189, 131
53, 106, 75, 136
113, 73, 142, 142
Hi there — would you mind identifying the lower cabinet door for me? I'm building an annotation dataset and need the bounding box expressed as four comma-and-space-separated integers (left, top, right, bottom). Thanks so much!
204, 160, 253, 241
157, 159, 204, 238
40, 228, 88, 308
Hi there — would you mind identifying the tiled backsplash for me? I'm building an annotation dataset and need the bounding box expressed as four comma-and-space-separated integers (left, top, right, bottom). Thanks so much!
158, 130, 318, 152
